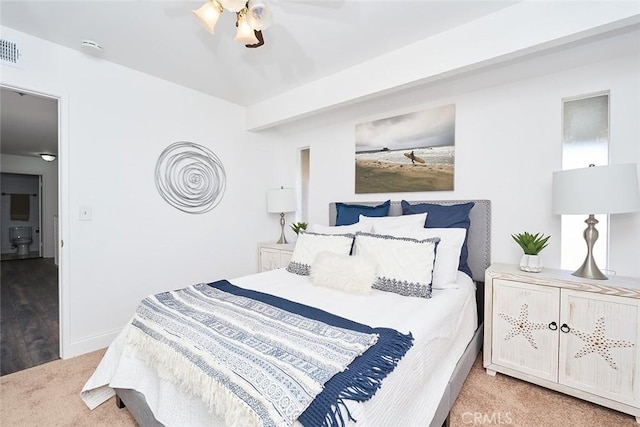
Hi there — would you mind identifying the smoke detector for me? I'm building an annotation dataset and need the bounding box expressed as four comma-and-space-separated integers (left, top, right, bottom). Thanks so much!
80, 40, 103, 55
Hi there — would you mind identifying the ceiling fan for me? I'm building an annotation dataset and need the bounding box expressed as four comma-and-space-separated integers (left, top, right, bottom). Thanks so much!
192, 0, 272, 48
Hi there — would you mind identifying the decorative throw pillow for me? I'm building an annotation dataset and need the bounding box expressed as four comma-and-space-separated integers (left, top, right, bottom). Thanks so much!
374, 225, 466, 289
358, 212, 427, 233
310, 251, 377, 295
308, 222, 372, 235
353, 232, 439, 299
400, 200, 474, 278
335, 200, 391, 226
286, 232, 354, 276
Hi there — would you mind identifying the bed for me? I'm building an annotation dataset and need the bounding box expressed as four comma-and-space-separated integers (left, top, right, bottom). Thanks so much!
81, 199, 491, 427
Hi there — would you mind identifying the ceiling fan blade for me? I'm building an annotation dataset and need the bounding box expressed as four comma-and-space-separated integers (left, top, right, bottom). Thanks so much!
277, 0, 344, 8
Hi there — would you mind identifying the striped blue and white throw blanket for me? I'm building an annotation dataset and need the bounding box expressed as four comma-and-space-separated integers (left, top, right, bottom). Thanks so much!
126, 280, 413, 427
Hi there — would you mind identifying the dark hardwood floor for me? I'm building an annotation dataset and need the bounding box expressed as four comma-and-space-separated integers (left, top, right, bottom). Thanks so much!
1, 251, 40, 261
1, 257, 59, 376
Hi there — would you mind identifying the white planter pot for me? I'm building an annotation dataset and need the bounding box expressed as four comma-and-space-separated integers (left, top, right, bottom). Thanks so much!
520, 254, 543, 273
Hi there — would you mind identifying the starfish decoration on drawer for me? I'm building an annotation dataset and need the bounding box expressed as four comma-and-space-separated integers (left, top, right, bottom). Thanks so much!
570, 317, 635, 370
498, 303, 548, 349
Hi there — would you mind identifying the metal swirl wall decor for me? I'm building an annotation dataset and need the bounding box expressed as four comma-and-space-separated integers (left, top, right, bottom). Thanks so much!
155, 141, 226, 214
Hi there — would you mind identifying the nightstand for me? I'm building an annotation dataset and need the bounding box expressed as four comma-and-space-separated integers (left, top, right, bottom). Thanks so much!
484, 263, 640, 422
258, 242, 295, 272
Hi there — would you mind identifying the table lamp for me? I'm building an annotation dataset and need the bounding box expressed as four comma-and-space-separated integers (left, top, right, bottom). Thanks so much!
267, 187, 296, 244
552, 163, 640, 280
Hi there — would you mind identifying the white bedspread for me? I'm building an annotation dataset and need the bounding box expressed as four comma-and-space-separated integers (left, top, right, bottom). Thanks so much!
82, 268, 477, 426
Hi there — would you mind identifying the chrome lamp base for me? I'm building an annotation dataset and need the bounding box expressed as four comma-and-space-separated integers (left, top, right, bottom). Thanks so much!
572, 214, 608, 280
276, 212, 288, 244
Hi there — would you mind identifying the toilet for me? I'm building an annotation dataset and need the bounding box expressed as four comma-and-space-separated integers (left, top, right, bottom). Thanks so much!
9, 226, 33, 256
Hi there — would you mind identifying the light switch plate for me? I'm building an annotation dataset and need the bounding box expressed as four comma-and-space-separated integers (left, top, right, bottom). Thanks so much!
79, 205, 92, 221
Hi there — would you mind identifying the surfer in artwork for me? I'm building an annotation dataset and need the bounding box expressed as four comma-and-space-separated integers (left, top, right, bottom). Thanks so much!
403, 151, 425, 164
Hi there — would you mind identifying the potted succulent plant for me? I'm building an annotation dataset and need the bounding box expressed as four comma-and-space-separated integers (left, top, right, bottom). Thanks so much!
290, 222, 308, 235
511, 232, 550, 273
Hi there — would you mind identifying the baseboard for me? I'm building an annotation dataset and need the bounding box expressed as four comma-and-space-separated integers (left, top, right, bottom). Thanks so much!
64, 328, 121, 359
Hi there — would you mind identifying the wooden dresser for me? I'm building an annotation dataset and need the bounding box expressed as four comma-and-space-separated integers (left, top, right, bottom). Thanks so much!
484, 263, 640, 422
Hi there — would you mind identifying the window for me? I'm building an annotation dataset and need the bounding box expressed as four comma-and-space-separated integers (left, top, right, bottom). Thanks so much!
560, 92, 609, 271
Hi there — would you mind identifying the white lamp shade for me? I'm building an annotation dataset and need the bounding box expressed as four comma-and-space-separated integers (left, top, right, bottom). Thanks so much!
267, 188, 296, 213
192, 0, 223, 34
552, 163, 640, 215
220, 0, 246, 12
40, 154, 56, 162
247, 0, 272, 30
235, 11, 259, 44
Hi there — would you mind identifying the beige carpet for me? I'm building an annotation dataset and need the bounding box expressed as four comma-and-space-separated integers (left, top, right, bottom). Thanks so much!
0, 349, 636, 426
0, 349, 135, 426
449, 355, 637, 426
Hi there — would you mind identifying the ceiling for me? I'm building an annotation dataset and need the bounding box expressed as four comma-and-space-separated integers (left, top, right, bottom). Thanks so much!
1, 0, 522, 159
0, 0, 520, 108
1, 88, 59, 159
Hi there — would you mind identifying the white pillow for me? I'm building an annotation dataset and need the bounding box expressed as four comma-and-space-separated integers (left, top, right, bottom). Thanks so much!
286, 232, 354, 276
353, 232, 438, 299
310, 251, 377, 295
358, 213, 427, 234
375, 225, 466, 289
308, 222, 372, 235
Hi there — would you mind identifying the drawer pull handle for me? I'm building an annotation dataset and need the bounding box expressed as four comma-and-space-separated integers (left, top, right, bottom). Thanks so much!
560, 323, 571, 333
548, 322, 558, 331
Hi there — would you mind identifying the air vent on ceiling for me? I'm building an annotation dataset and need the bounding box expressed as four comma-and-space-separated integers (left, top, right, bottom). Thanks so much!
0, 39, 21, 67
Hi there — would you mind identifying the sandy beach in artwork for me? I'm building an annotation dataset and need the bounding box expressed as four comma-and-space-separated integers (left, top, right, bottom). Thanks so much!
355, 145, 454, 193
356, 159, 454, 193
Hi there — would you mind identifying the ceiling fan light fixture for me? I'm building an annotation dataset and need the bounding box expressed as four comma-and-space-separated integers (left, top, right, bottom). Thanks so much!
192, 0, 270, 48
192, 0, 223, 34
220, 0, 246, 13
235, 9, 259, 45
245, 30, 264, 48
247, 0, 272, 31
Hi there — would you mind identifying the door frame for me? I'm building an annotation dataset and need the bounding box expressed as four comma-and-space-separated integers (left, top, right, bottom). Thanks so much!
0, 82, 69, 359
38, 174, 43, 257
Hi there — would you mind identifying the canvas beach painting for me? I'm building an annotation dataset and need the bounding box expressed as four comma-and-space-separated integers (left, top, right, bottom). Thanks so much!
355, 104, 455, 193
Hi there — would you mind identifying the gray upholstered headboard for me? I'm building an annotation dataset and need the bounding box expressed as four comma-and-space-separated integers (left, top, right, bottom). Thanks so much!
328, 200, 491, 283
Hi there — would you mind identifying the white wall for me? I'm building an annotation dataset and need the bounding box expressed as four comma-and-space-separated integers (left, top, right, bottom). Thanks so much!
273, 29, 640, 278
1, 26, 282, 357
1, 155, 58, 257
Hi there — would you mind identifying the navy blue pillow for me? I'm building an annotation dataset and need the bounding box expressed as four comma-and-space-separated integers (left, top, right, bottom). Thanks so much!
401, 200, 475, 278
335, 200, 391, 226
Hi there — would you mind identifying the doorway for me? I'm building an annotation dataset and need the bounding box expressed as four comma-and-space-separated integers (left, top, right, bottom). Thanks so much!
1, 172, 42, 261
0, 87, 60, 374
